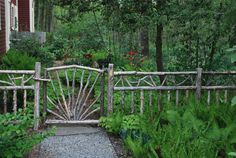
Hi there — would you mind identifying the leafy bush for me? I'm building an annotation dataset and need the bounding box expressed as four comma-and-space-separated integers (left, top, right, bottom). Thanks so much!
0, 50, 37, 70
10, 37, 55, 66
100, 102, 236, 158
0, 109, 54, 158
99, 113, 123, 134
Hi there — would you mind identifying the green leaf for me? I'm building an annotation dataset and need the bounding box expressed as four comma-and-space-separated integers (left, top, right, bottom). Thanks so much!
228, 152, 236, 157
232, 96, 236, 106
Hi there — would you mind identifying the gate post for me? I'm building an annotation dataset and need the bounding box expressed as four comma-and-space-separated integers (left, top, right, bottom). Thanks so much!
100, 68, 105, 116
34, 62, 41, 130
196, 68, 202, 100
42, 70, 48, 123
108, 64, 114, 114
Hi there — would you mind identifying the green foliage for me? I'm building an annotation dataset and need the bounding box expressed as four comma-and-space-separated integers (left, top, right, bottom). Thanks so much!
0, 50, 37, 70
99, 113, 123, 134
0, 109, 54, 158
228, 152, 236, 157
47, 12, 106, 62
10, 37, 55, 66
101, 102, 236, 158
232, 97, 236, 106
227, 46, 236, 64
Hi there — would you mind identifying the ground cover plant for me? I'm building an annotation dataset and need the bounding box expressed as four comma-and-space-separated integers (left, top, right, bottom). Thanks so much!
0, 109, 54, 158
100, 99, 236, 158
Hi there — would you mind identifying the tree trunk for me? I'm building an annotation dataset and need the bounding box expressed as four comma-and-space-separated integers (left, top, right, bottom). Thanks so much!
156, 24, 165, 82
229, 25, 236, 47
140, 27, 149, 56
156, 24, 164, 72
47, 3, 53, 32
40, 0, 45, 31
208, 40, 216, 69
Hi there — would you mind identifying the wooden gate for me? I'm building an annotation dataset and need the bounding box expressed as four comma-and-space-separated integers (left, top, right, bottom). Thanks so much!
43, 65, 105, 124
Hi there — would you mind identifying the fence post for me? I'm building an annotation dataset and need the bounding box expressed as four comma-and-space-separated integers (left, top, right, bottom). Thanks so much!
196, 68, 202, 100
34, 62, 41, 130
108, 64, 114, 114
100, 68, 105, 116
42, 70, 48, 123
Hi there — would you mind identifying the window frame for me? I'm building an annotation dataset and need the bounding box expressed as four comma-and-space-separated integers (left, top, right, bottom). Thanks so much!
0, 3, 2, 31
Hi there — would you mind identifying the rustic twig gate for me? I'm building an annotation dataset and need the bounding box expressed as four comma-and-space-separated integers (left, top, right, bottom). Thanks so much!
42, 65, 105, 125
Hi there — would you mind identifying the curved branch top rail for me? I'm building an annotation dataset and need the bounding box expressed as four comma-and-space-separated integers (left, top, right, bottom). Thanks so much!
46, 65, 104, 73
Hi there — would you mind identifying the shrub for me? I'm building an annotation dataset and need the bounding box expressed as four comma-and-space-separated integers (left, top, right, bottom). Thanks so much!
0, 109, 54, 158
0, 50, 37, 70
10, 37, 55, 66
99, 113, 123, 134
100, 102, 236, 158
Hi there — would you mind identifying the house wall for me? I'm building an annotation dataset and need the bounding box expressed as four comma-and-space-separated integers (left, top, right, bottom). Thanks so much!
0, 0, 6, 54
18, 0, 30, 31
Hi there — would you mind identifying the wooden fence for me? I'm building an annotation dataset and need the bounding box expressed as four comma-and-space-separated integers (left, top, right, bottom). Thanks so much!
0, 62, 235, 128
0, 62, 41, 130
107, 64, 236, 114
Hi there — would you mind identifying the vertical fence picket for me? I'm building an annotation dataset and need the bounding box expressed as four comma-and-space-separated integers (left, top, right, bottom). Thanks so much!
108, 64, 114, 114
121, 91, 125, 111
100, 71, 105, 116
131, 91, 134, 113
3, 90, 7, 113
149, 91, 152, 107
23, 90, 27, 110
207, 90, 211, 105
196, 68, 202, 100
140, 90, 144, 114
13, 90, 17, 114
185, 90, 189, 103
216, 90, 220, 105
34, 62, 41, 130
167, 90, 171, 102
158, 90, 161, 112
176, 90, 179, 106
43, 71, 48, 122
224, 90, 228, 104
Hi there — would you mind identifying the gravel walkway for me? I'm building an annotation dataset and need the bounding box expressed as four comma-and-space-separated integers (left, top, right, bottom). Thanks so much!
35, 126, 118, 158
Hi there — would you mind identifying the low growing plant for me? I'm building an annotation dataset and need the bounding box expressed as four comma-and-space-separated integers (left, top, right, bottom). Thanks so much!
100, 101, 236, 158
0, 109, 54, 158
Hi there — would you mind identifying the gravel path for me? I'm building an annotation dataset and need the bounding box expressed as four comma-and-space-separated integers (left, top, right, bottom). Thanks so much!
35, 126, 118, 158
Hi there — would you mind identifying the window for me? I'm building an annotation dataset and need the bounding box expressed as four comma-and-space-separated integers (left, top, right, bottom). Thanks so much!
10, 4, 17, 30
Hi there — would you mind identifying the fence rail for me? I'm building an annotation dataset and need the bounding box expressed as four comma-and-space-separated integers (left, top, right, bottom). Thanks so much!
0, 62, 41, 130
108, 64, 236, 114
1, 62, 235, 127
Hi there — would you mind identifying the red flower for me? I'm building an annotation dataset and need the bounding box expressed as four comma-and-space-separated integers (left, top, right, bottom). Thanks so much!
83, 53, 93, 59
128, 51, 135, 56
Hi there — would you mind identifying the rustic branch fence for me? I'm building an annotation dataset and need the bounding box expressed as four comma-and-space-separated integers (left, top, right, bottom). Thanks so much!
0, 62, 235, 128
107, 64, 236, 114
0, 62, 41, 130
